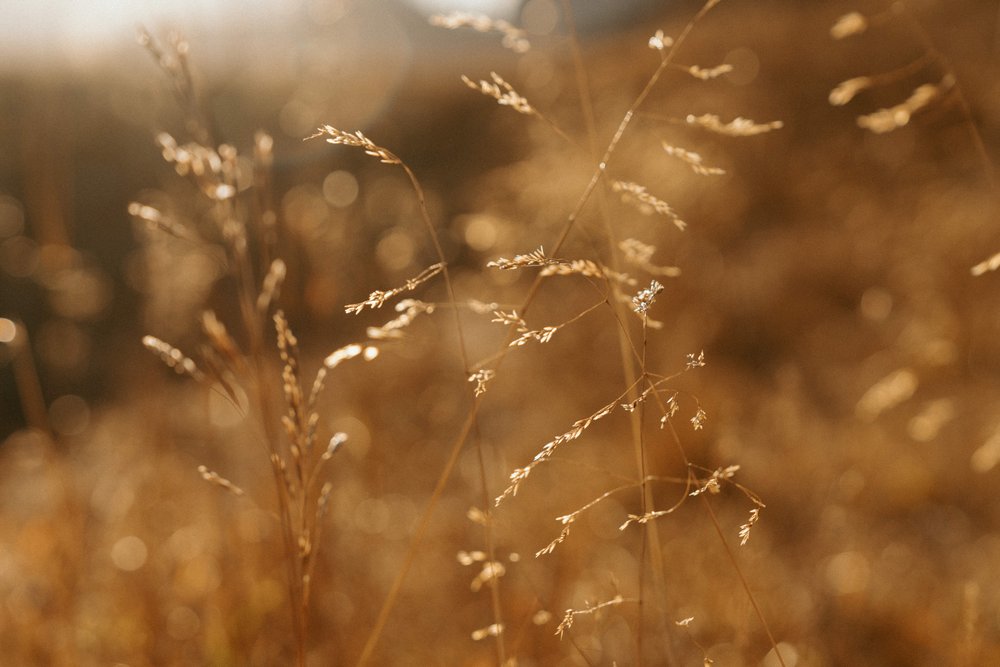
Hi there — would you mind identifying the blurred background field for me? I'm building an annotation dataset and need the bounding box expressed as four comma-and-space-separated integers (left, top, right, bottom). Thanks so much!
2, 0, 1000, 664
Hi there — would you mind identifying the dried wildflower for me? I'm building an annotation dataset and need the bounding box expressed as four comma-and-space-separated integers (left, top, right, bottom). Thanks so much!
829, 76, 873, 106
197, 465, 244, 496
663, 144, 726, 176
685, 113, 784, 136
830, 11, 868, 39
611, 181, 686, 230
739, 507, 762, 546
345, 263, 445, 314
856, 367, 918, 420
686, 63, 734, 80
307, 126, 401, 165
856, 77, 952, 133
468, 369, 496, 397
648, 29, 674, 51
430, 11, 529, 53
143, 335, 205, 381
632, 280, 664, 315
462, 72, 533, 115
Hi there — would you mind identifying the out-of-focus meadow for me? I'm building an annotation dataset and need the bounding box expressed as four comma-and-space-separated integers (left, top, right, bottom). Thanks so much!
2, 0, 1000, 664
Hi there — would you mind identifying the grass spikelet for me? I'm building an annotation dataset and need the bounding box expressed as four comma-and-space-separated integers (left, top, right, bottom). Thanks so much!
739, 507, 762, 546
197, 465, 245, 496
970, 251, 1000, 276
430, 12, 529, 53
345, 263, 445, 314
142, 335, 205, 381
323, 342, 379, 369
539, 259, 638, 285
461, 72, 534, 115
366, 299, 436, 340
685, 63, 734, 80
830, 11, 869, 39
127, 201, 194, 240
488, 246, 564, 270
307, 126, 401, 165
685, 113, 784, 136
631, 280, 664, 314
829, 76, 874, 106
468, 369, 496, 397
471, 623, 505, 641
856, 367, 918, 420
663, 143, 726, 175
856, 76, 954, 133
611, 181, 687, 230
257, 259, 287, 315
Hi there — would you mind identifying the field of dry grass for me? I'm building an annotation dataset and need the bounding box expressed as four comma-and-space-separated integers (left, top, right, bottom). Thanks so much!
2, 0, 1000, 665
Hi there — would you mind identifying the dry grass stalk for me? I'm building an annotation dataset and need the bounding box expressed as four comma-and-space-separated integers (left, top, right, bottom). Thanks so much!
495, 393, 623, 505
611, 181, 687, 230
344, 263, 445, 314
685, 113, 784, 136
663, 143, 726, 175
461, 72, 534, 115
555, 595, 628, 639
257, 259, 287, 315
155, 132, 238, 201
430, 12, 529, 53
197, 465, 245, 496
